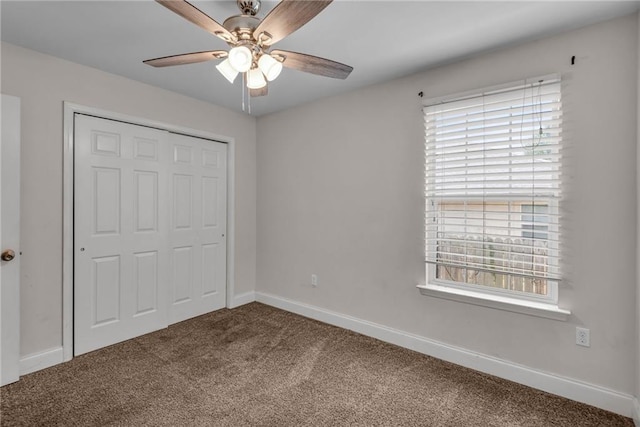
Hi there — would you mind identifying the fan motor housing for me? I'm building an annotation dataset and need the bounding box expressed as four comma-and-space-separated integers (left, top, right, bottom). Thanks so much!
223, 15, 260, 41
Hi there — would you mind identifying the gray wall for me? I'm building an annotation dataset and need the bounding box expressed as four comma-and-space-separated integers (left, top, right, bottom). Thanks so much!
1, 42, 257, 357
256, 14, 638, 394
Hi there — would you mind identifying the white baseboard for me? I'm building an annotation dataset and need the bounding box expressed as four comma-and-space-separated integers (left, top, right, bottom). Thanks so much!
229, 291, 256, 309
255, 291, 635, 418
17, 293, 256, 377
633, 397, 639, 427
19, 347, 64, 376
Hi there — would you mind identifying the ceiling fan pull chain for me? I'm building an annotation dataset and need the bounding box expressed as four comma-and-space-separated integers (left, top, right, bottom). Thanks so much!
242, 72, 246, 112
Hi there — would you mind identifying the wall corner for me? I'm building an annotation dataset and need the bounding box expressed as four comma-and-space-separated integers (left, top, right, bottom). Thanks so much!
635, 9, 640, 413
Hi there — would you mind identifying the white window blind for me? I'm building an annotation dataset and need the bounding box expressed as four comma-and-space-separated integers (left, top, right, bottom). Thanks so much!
424, 78, 562, 288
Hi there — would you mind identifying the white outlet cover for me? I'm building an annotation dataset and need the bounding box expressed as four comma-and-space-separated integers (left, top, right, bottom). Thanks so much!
576, 327, 590, 347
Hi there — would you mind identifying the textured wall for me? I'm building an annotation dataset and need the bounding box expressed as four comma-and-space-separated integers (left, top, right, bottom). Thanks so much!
1, 42, 257, 357
257, 14, 638, 394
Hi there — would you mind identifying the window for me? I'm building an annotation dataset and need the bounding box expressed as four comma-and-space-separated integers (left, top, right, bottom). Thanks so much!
521, 204, 549, 240
423, 77, 562, 306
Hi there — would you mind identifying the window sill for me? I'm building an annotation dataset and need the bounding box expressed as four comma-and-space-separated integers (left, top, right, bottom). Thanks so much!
417, 283, 570, 321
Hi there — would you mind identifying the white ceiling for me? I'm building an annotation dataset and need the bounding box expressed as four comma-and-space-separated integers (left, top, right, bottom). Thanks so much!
2, 1, 639, 116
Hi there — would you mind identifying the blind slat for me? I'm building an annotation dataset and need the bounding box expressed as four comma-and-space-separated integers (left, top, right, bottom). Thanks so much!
425, 103, 562, 127
427, 254, 554, 270
425, 260, 560, 281
424, 228, 560, 242
425, 139, 562, 156
431, 240, 555, 253
426, 119, 563, 141
425, 137, 562, 152
426, 102, 562, 129
425, 81, 561, 113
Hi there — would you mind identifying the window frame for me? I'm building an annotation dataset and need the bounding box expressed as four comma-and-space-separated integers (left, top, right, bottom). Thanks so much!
425, 197, 560, 306
426, 264, 559, 305
421, 75, 567, 318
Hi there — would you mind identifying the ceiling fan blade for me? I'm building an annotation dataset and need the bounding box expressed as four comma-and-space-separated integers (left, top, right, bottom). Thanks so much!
143, 50, 228, 67
156, 0, 235, 43
254, 0, 332, 46
250, 86, 268, 97
271, 50, 352, 79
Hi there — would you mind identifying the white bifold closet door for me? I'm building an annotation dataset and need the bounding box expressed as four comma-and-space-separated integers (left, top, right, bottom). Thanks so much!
168, 133, 227, 324
74, 115, 227, 356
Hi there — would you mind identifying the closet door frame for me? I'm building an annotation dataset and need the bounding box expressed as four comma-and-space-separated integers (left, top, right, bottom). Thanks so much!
62, 102, 237, 362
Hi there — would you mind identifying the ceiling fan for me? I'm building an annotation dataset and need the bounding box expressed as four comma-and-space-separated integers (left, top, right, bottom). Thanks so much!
144, 0, 353, 98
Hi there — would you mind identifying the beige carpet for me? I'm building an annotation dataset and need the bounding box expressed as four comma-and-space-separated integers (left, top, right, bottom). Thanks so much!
0, 303, 633, 426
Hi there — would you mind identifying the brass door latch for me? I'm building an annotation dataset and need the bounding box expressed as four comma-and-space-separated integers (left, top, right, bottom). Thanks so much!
1, 249, 15, 262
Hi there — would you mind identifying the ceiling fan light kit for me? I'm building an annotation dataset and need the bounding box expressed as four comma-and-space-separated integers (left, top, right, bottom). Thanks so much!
144, 0, 353, 110
247, 67, 267, 89
228, 45, 253, 73
216, 59, 239, 83
258, 54, 283, 81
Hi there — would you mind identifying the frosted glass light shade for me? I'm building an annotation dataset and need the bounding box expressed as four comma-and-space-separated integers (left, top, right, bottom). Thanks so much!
228, 46, 253, 73
258, 54, 283, 81
247, 68, 267, 89
216, 59, 239, 83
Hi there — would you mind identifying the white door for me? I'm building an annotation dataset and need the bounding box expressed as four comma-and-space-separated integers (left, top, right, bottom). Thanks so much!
1, 94, 21, 386
74, 115, 170, 355
169, 133, 227, 324
74, 115, 228, 355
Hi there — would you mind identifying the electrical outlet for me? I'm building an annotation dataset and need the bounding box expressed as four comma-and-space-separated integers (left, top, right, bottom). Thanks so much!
311, 274, 318, 287
576, 327, 590, 347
